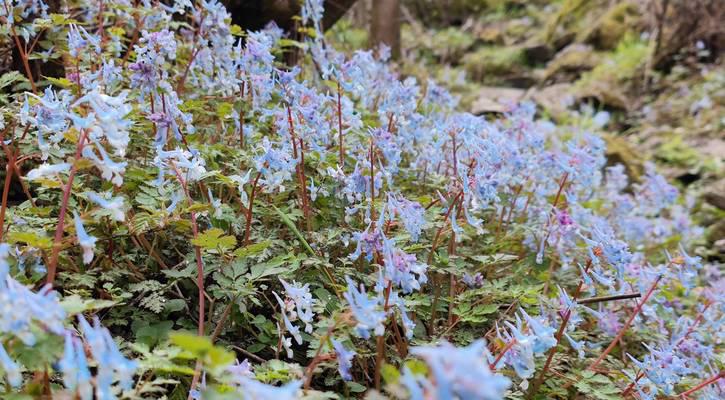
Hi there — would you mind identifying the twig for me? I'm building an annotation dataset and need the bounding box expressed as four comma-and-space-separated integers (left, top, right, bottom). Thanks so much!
577, 293, 642, 305
587, 275, 662, 371
229, 345, 266, 364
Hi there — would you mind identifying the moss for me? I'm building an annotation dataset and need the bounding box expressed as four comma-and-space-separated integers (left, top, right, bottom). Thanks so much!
603, 133, 643, 179
542, 0, 599, 47
574, 34, 649, 109
579, 1, 641, 50
431, 27, 476, 62
584, 34, 649, 82
462, 46, 524, 82
542, 44, 600, 82
656, 135, 702, 168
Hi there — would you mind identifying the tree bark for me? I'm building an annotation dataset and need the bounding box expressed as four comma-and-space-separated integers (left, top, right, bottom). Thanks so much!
370, 0, 401, 59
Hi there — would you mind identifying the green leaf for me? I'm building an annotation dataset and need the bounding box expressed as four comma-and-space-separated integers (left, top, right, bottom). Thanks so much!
346, 381, 367, 393
192, 228, 237, 251
136, 321, 174, 346
0, 71, 24, 90
249, 255, 295, 281
6, 231, 52, 250
169, 332, 213, 355
165, 299, 187, 313
380, 363, 400, 384
207, 346, 235, 368
230, 24, 244, 36
233, 240, 272, 259
45, 76, 73, 89
216, 102, 233, 119
60, 295, 117, 314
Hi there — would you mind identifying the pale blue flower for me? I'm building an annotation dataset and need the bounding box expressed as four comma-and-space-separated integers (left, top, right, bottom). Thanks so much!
73, 212, 97, 265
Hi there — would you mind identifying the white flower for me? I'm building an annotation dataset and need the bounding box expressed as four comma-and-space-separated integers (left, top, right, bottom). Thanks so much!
26, 163, 71, 181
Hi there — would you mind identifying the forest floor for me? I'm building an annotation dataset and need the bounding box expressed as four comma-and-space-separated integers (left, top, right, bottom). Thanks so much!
333, 0, 724, 262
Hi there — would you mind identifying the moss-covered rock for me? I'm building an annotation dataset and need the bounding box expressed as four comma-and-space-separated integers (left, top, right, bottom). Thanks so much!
542, 44, 600, 83
603, 133, 644, 180
462, 45, 525, 83
578, 1, 641, 50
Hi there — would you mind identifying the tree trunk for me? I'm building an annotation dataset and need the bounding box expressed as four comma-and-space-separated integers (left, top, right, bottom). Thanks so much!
224, 0, 358, 33
370, 0, 401, 59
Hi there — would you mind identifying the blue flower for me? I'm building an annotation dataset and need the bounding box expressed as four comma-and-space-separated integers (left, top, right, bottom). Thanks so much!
0, 343, 21, 388
410, 340, 511, 400
59, 333, 93, 400
332, 339, 356, 381
86, 192, 125, 222
73, 212, 98, 265
387, 194, 426, 241
343, 277, 386, 339
273, 292, 303, 346
280, 278, 315, 333
77, 316, 138, 396
236, 377, 302, 400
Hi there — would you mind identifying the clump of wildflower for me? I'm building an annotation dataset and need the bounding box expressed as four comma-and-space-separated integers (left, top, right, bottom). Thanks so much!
381, 237, 428, 293
77, 316, 138, 397
410, 340, 511, 400
279, 278, 315, 333
343, 277, 387, 339
387, 194, 427, 241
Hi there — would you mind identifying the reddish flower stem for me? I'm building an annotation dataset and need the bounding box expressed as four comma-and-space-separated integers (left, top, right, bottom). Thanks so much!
171, 165, 206, 400
47, 130, 89, 285
0, 131, 14, 241
538, 172, 569, 259
303, 321, 338, 390
337, 80, 344, 167
3, 2, 37, 94
374, 280, 394, 390
678, 370, 724, 398
238, 81, 245, 149
526, 259, 591, 398
587, 274, 662, 371
242, 171, 262, 246
428, 191, 463, 334
490, 338, 517, 370
369, 138, 375, 220
286, 105, 311, 226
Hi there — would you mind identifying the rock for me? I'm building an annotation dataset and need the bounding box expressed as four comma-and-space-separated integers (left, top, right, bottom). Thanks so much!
577, 79, 630, 110
703, 180, 725, 210
523, 42, 554, 65
603, 133, 644, 180
527, 83, 576, 120
471, 86, 526, 115
579, 1, 641, 50
708, 219, 725, 254
462, 46, 525, 83
542, 44, 600, 83
696, 138, 725, 160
